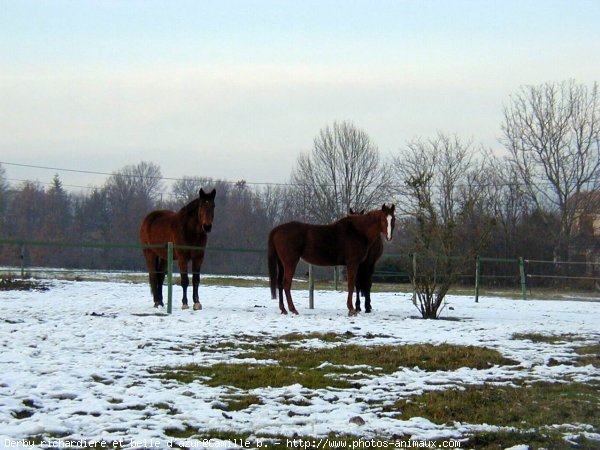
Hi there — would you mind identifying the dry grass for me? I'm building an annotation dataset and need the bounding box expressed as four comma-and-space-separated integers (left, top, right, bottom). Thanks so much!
155, 343, 517, 390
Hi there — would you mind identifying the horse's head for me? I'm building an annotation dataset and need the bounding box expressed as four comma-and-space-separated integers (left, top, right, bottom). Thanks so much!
198, 188, 216, 233
380, 203, 396, 241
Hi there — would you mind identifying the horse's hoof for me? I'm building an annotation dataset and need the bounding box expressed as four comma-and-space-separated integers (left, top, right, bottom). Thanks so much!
348, 309, 358, 317
154, 302, 163, 308
193, 303, 202, 311
280, 310, 288, 315
181, 304, 189, 310
365, 309, 372, 313
290, 309, 299, 315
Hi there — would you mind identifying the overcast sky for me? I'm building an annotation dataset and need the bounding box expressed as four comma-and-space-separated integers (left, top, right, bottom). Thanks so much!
1, 0, 599, 192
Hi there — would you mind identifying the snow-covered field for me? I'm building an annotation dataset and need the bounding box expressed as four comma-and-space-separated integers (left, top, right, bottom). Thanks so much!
1, 279, 599, 448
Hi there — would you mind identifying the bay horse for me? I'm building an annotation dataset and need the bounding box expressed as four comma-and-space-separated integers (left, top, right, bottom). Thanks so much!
349, 209, 384, 313
139, 188, 216, 310
268, 204, 395, 316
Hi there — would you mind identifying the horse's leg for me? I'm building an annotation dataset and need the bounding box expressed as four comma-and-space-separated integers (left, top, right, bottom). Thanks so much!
364, 286, 372, 313
276, 258, 286, 314
346, 264, 358, 316
364, 263, 375, 313
143, 250, 163, 308
156, 257, 167, 308
191, 253, 204, 311
355, 264, 364, 312
282, 259, 299, 315
178, 258, 190, 309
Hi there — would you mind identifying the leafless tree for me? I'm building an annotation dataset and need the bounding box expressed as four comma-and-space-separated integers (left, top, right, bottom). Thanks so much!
290, 121, 393, 223
171, 176, 224, 203
501, 80, 600, 261
105, 161, 164, 208
0, 163, 7, 192
0, 164, 7, 226
479, 156, 531, 257
394, 133, 493, 318
257, 184, 293, 227
104, 161, 163, 243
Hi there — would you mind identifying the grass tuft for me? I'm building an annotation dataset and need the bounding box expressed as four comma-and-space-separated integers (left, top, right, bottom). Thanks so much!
0, 277, 50, 291
574, 344, 600, 368
157, 362, 353, 389
278, 331, 351, 343
393, 381, 600, 430
215, 394, 263, 411
511, 333, 585, 344
244, 343, 518, 373
155, 343, 517, 390
464, 429, 598, 450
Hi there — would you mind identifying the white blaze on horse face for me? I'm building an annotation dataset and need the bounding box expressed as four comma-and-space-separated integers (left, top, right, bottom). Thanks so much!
386, 214, 393, 240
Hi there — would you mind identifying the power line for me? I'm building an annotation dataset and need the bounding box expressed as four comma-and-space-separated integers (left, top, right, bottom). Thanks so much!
5, 177, 189, 200
0, 161, 288, 187
1, 159, 598, 193
6, 178, 96, 191
2, 162, 117, 178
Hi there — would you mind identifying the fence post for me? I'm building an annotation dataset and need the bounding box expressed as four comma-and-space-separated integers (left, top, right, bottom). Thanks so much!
308, 264, 314, 309
519, 257, 527, 300
20, 244, 25, 278
475, 255, 481, 303
334, 266, 340, 291
167, 242, 174, 314
411, 253, 417, 306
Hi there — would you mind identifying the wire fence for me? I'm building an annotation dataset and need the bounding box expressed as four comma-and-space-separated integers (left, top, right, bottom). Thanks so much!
525, 258, 600, 294
1, 239, 598, 311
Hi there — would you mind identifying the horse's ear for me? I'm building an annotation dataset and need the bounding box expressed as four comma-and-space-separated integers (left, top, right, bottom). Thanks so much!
382, 203, 387, 210
391, 204, 395, 213
199, 188, 216, 200
349, 208, 355, 215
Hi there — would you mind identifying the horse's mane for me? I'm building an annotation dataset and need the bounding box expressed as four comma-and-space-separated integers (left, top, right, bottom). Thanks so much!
345, 208, 381, 223
180, 198, 200, 217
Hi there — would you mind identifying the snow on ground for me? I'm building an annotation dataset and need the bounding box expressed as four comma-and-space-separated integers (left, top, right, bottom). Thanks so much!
0, 279, 599, 448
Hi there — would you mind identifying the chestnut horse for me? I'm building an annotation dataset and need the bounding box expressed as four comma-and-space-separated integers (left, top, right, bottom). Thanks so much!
268, 204, 395, 316
140, 188, 216, 310
349, 209, 384, 313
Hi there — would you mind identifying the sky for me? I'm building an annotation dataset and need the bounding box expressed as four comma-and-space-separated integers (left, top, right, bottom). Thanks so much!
1, 0, 599, 193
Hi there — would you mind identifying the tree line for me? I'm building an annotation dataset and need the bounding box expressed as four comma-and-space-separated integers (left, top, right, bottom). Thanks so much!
0, 80, 598, 294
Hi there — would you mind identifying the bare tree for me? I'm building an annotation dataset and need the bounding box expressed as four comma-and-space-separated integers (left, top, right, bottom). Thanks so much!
394, 133, 493, 319
290, 121, 393, 223
501, 80, 600, 261
171, 176, 224, 203
105, 161, 164, 208
257, 184, 292, 227
6, 180, 45, 239
104, 161, 164, 243
0, 163, 7, 193
0, 164, 7, 228
479, 156, 531, 258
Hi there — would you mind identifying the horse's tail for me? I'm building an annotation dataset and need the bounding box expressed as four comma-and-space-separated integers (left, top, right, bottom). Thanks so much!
268, 231, 278, 299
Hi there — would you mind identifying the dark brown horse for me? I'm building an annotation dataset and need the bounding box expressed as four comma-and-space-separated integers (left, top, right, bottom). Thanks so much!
349, 209, 384, 313
268, 204, 395, 316
140, 188, 216, 310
